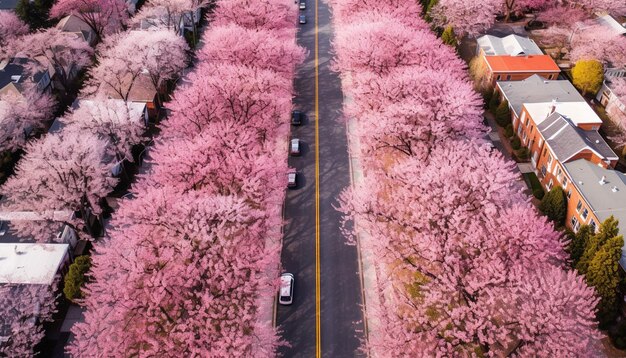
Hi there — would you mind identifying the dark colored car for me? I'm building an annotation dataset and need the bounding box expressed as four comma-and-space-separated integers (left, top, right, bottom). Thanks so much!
291, 110, 303, 125
299, 14, 307, 24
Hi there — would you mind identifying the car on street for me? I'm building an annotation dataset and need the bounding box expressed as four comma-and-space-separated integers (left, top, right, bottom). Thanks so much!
299, 15, 307, 24
290, 138, 301, 156
279, 273, 295, 305
291, 110, 303, 125
299, 2, 306, 9
287, 170, 297, 188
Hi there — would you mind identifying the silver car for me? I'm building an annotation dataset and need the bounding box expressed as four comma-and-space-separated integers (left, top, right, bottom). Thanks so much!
279, 273, 295, 305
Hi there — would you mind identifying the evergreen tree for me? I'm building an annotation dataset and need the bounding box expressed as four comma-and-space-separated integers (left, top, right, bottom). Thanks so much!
488, 92, 500, 113
495, 99, 511, 126
539, 186, 567, 226
567, 225, 592, 268
15, 0, 54, 29
586, 234, 624, 323
441, 26, 457, 47
63, 255, 92, 302
577, 216, 620, 275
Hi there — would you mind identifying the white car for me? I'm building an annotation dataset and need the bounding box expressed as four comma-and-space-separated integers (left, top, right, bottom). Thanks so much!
299, 2, 306, 9
279, 273, 295, 305
290, 138, 300, 156
287, 170, 297, 188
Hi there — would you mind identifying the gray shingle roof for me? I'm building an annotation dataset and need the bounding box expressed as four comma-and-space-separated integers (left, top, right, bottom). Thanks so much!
538, 112, 617, 162
497, 75, 584, 116
563, 159, 626, 270
0, 0, 18, 10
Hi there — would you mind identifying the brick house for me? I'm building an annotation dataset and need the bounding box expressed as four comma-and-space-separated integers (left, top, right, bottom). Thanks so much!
483, 55, 561, 87
559, 160, 626, 271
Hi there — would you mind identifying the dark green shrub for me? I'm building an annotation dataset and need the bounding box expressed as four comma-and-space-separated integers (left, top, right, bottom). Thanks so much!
517, 147, 529, 160
511, 137, 521, 150
504, 124, 514, 138
63, 255, 92, 302
533, 188, 545, 200
539, 186, 567, 226
495, 100, 511, 127
488, 93, 500, 113
610, 321, 626, 349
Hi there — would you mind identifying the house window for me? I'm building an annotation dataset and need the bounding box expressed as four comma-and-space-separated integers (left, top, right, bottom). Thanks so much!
541, 165, 547, 177
576, 200, 582, 212
581, 208, 589, 221
566, 190, 572, 200
525, 116, 530, 126
571, 216, 580, 231
517, 125, 523, 136
538, 138, 543, 148
556, 167, 562, 179
497, 75, 502, 81
547, 179, 554, 191
548, 74, 553, 80
529, 125, 534, 134
547, 154, 553, 165
522, 131, 527, 143
520, 111, 526, 124
543, 147, 547, 157
562, 176, 568, 188
506, 75, 512, 80
590, 219, 597, 233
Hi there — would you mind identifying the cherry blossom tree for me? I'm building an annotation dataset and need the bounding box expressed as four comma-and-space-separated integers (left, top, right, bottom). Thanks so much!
5, 29, 93, 96
0, 89, 56, 152
569, 25, 626, 65
326, 0, 427, 28
502, 0, 548, 21
333, 21, 465, 76
212, 0, 296, 37
145, 124, 287, 206
199, 24, 306, 77
0, 284, 58, 356
0, 132, 117, 242
0, 12, 29, 47
431, 0, 502, 37
162, 63, 291, 144
86, 29, 188, 101
536, 5, 590, 28
132, 0, 209, 42
49, 0, 129, 42
345, 68, 484, 162
69, 188, 283, 356
565, 0, 626, 14
62, 99, 145, 162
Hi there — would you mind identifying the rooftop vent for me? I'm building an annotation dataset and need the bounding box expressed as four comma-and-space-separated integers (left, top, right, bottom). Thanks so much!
10, 75, 21, 83
612, 186, 619, 193
599, 176, 607, 185
595, 140, 600, 144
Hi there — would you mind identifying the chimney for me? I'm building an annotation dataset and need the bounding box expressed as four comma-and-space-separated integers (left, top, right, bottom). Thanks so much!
549, 99, 557, 114
599, 176, 607, 185
612, 186, 619, 193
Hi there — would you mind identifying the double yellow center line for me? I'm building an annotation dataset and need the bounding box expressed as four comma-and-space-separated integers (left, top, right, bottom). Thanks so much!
314, 0, 321, 355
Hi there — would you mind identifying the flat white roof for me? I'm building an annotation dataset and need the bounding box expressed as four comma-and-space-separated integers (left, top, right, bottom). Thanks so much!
0, 243, 69, 285
523, 102, 603, 127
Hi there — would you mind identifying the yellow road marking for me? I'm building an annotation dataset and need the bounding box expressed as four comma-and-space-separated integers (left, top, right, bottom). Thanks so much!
314, 0, 321, 355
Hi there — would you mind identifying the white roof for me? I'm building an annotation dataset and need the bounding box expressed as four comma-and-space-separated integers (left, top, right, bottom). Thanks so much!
523, 101, 603, 127
595, 15, 626, 36
477, 34, 543, 56
0, 243, 69, 285
77, 98, 146, 120
0, 210, 74, 221
280, 274, 292, 296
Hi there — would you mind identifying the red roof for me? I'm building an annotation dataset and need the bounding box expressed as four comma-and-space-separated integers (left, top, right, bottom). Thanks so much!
485, 55, 560, 73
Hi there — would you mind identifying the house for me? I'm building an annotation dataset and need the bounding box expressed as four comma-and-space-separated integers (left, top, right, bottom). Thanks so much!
0, 243, 71, 285
0, 57, 52, 98
483, 55, 560, 87
0, 0, 18, 11
560, 159, 626, 271
56, 15, 97, 46
476, 34, 543, 57
97, 73, 161, 119
595, 14, 626, 36
497, 74, 583, 121
596, 79, 626, 130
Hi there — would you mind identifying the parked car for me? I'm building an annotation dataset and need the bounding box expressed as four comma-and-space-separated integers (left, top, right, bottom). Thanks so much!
287, 170, 297, 188
279, 273, 295, 305
299, 15, 307, 24
290, 138, 301, 156
291, 110, 303, 125
299, 1, 306, 9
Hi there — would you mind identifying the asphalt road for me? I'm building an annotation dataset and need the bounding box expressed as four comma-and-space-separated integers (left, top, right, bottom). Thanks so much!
276, 1, 365, 357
